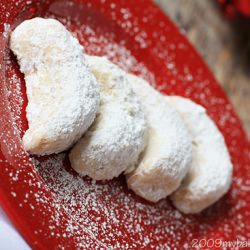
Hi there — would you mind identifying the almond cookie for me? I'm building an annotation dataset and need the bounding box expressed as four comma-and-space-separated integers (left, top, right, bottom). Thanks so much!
69, 56, 147, 180
10, 18, 100, 155
126, 75, 192, 202
167, 96, 233, 214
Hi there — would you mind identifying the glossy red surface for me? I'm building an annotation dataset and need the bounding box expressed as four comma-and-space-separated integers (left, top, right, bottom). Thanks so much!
218, 0, 250, 18
0, 1, 249, 249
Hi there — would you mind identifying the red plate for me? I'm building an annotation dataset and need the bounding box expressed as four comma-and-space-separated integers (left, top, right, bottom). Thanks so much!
0, 0, 250, 249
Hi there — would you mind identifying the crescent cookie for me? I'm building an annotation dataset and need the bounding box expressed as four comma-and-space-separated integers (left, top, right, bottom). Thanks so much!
69, 56, 148, 180
10, 18, 100, 155
166, 96, 233, 214
126, 74, 192, 203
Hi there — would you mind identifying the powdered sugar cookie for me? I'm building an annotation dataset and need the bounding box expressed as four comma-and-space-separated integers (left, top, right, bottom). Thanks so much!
69, 56, 147, 180
10, 18, 100, 155
166, 96, 233, 214
126, 74, 192, 202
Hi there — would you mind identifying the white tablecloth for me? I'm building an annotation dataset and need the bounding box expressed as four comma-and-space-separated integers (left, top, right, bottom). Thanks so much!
0, 208, 30, 250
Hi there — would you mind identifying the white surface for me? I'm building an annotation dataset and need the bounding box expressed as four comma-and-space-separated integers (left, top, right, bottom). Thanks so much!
167, 96, 233, 214
126, 74, 192, 203
70, 55, 147, 180
0, 208, 30, 250
10, 17, 100, 155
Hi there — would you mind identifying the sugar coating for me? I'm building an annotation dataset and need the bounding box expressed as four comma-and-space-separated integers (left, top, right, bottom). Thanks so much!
10, 18, 100, 155
2, 6, 247, 247
126, 74, 192, 202
69, 56, 148, 180
166, 96, 233, 214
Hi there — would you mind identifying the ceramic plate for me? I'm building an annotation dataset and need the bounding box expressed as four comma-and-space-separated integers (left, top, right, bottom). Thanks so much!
0, 0, 249, 249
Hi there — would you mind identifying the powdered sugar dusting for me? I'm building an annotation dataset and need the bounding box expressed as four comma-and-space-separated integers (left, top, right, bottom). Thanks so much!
33, 153, 184, 248
70, 55, 147, 180
126, 74, 192, 203
167, 96, 233, 214
10, 17, 100, 155
33, 152, 249, 249
47, 2, 157, 87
